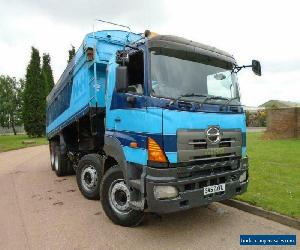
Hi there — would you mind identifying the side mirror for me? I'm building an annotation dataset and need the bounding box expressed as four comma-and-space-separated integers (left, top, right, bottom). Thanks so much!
116, 50, 129, 65
252, 60, 261, 76
115, 66, 128, 92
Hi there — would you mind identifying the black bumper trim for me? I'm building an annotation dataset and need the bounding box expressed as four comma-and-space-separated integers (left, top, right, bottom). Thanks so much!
143, 157, 249, 214
146, 180, 248, 214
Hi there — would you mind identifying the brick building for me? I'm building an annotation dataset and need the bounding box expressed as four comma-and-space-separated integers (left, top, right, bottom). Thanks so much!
266, 108, 300, 139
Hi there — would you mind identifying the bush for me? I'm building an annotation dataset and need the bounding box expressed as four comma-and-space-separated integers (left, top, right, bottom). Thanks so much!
247, 110, 267, 127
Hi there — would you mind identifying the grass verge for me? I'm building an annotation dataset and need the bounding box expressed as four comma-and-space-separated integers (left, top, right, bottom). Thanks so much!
236, 132, 300, 219
0, 134, 48, 153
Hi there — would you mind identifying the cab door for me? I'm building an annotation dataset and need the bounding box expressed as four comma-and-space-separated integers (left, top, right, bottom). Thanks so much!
106, 49, 148, 165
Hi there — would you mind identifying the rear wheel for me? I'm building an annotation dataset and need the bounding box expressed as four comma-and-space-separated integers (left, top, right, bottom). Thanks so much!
54, 145, 69, 177
49, 142, 56, 171
76, 154, 102, 200
100, 165, 144, 227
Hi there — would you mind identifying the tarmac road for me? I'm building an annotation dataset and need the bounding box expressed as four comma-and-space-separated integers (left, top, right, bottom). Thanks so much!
0, 145, 298, 250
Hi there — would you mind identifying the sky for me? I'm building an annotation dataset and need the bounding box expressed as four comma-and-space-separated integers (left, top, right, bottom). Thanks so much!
1, 0, 300, 106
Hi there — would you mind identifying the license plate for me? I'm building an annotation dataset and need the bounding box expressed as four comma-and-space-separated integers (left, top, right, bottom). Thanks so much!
204, 183, 225, 195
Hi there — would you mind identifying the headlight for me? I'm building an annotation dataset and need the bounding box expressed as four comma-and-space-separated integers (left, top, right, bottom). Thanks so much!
153, 186, 179, 200
239, 171, 247, 183
241, 157, 248, 169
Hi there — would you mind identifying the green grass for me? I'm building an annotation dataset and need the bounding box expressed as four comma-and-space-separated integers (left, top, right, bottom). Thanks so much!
0, 134, 48, 153
236, 132, 300, 219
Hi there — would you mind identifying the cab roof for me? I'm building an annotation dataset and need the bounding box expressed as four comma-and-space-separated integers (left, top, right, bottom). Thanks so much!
148, 35, 236, 64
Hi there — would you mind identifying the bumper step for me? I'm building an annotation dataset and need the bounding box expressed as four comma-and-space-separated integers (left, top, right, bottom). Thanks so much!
129, 179, 142, 190
129, 200, 145, 210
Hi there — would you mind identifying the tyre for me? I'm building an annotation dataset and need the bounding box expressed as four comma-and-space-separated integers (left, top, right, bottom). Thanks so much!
54, 145, 69, 177
100, 165, 144, 227
49, 142, 56, 171
76, 154, 102, 200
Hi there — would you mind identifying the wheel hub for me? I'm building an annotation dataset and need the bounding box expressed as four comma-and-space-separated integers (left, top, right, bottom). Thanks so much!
109, 180, 131, 214
81, 165, 98, 191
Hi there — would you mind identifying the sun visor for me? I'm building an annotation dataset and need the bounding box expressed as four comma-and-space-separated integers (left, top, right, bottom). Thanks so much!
149, 35, 236, 69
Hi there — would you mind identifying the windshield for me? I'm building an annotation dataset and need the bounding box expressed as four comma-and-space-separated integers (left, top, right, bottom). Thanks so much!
150, 50, 240, 102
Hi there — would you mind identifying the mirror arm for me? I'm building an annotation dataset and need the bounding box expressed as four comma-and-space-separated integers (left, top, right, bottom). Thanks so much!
233, 60, 261, 76
232, 64, 252, 74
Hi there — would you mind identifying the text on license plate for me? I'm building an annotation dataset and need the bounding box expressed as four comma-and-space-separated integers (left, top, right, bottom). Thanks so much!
204, 183, 225, 195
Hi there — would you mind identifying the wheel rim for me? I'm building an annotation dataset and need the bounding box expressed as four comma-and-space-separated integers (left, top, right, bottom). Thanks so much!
109, 179, 131, 215
81, 165, 98, 192
54, 153, 59, 171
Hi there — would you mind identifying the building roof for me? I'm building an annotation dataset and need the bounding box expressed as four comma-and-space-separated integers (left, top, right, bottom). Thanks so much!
244, 106, 265, 111
259, 100, 300, 108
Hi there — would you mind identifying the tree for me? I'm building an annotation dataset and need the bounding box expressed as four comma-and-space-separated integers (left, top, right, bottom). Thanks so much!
41, 53, 54, 94
0, 76, 24, 135
68, 45, 76, 63
23, 47, 45, 137
245, 110, 250, 127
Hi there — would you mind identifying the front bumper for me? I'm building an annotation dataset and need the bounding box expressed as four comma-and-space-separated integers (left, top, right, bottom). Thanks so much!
144, 157, 248, 214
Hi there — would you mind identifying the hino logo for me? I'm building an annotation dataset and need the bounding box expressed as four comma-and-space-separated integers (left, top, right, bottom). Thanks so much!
206, 127, 221, 144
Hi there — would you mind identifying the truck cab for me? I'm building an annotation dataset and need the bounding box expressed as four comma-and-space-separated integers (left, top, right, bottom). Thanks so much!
46, 30, 261, 226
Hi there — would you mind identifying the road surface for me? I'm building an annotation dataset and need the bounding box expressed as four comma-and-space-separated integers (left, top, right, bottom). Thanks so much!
0, 146, 298, 250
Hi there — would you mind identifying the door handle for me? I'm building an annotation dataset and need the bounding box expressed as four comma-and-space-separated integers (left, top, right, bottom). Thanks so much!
126, 95, 136, 103
114, 117, 121, 123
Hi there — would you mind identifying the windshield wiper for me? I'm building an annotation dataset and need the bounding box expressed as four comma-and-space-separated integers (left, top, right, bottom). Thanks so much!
201, 95, 229, 105
175, 94, 233, 107
222, 97, 240, 107
177, 93, 208, 101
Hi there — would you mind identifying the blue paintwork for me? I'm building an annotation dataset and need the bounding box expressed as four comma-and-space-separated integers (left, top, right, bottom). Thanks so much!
46, 29, 247, 166
46, 30, 142, 135
105, 105, 246, 163
162, 109, 246, 162
162, 109, 246, 134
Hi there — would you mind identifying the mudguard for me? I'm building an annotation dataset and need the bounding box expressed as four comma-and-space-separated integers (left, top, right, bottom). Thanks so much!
103, 135, 128, 179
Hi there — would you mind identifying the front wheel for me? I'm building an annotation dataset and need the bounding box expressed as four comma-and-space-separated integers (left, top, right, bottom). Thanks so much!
100, 165, 144, 227
76, 154, 102, 200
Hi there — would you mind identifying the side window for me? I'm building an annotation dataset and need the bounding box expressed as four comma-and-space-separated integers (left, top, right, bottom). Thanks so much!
126, 51, 144, 95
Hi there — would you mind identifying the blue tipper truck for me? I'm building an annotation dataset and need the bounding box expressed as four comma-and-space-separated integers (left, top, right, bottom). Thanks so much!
46, 29, 261, 226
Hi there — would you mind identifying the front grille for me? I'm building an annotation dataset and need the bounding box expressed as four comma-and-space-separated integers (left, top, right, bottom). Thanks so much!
182, 175, 234, 193
177, 129, 242, 162
177, 158, 239, 179
177, 161, 242, 193
177, 159, 240, 179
